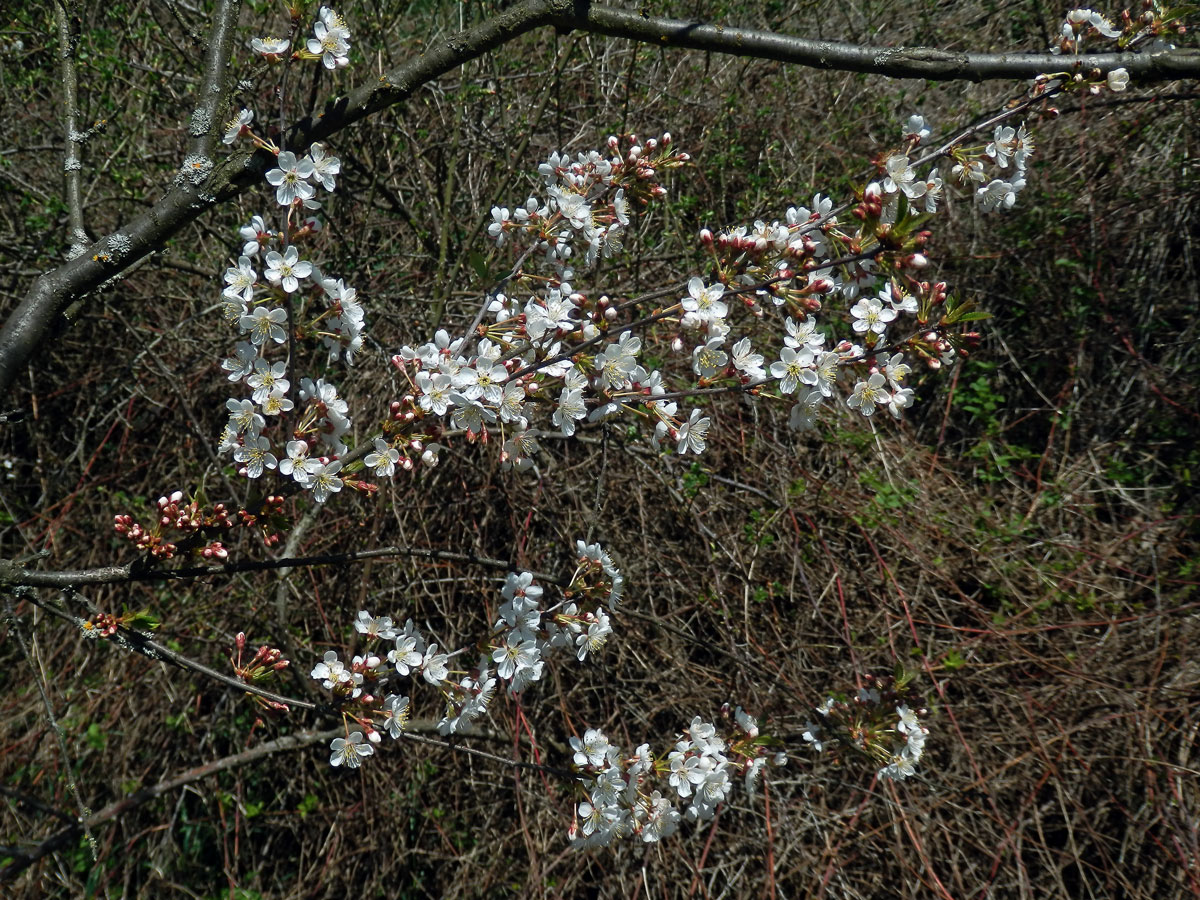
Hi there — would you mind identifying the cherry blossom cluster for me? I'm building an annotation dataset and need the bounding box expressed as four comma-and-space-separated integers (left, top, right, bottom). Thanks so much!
799, 673, 931, 782
1046, 3, 1190, 93
568, 709, 787, 848
308, 541, 621, 768
247, 6, 351, 69
219, 111, 369, 500
650, 115, 987, 433
1052, 2, 1184, 57
112, 490, 258, 560
367, 134, 693, 476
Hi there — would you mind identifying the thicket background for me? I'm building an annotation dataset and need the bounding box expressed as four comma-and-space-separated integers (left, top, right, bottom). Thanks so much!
1, 0, 1197, 897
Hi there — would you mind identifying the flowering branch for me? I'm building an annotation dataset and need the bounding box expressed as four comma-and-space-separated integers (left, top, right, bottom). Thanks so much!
2, 0, 1196, 397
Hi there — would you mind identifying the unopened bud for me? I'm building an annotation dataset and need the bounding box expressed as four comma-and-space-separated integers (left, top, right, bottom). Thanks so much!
604, 306, 618, 321
907, 253, 928, 269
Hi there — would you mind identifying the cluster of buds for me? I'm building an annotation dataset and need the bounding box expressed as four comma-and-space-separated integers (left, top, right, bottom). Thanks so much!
800, 671, 931, 782
80, 607, 159, 640
230, 632, 291, 713
113, 491, 280, 561
81, 611, 120, 638
113, 514, 178, 559
157, 491, 232, 530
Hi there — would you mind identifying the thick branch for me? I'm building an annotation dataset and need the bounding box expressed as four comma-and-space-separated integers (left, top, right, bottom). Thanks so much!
3, 0, 1198, 398
551, 4, 1200, 82
186, 0, 243, 159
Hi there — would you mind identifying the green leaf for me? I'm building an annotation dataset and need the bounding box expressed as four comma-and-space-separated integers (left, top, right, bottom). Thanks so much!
468, 251, 490, 284
954, 310, 992, 323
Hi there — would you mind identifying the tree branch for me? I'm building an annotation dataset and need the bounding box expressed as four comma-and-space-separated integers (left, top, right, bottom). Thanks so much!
550, 3, 1200, 82
0, 543, 562, 589
0, 726, 341, 883
186, 0, 243, 160
52, 0, 87, 259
